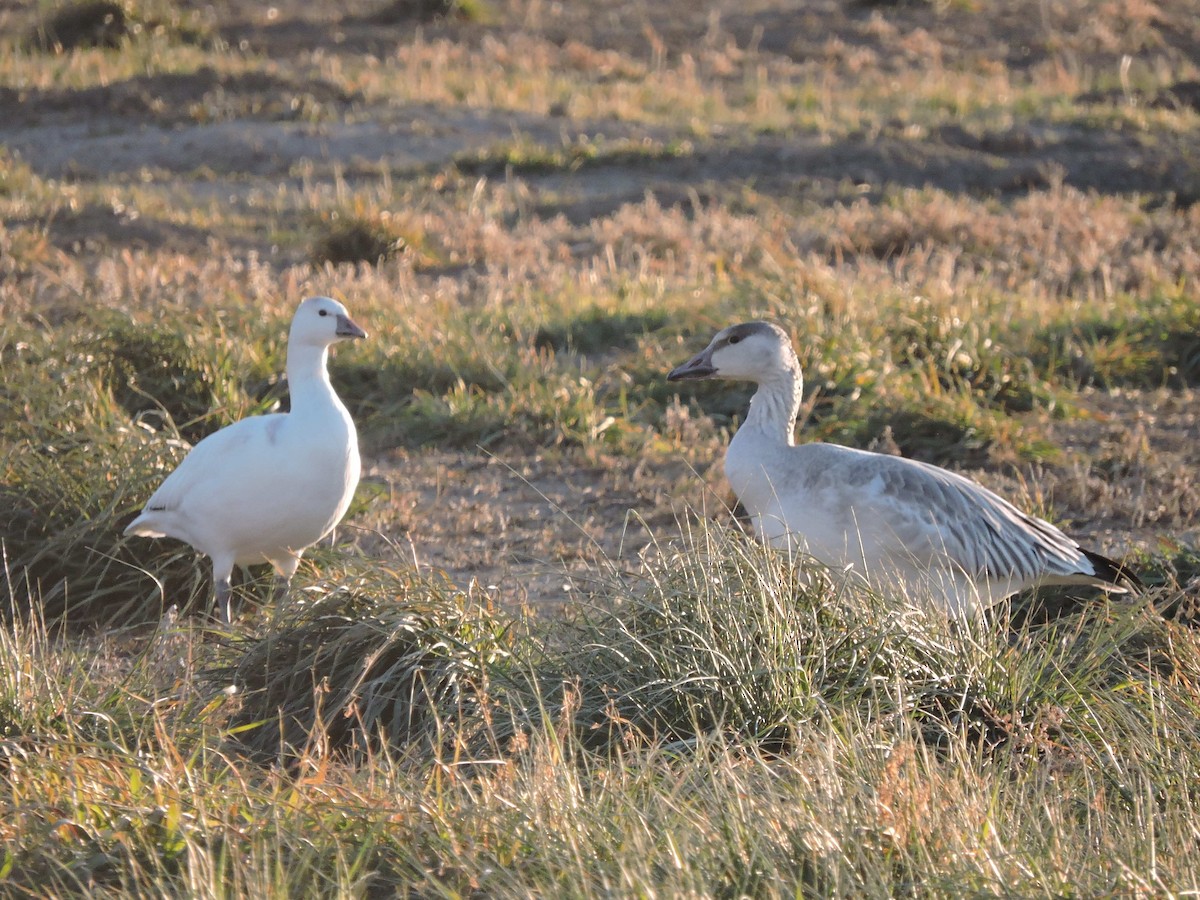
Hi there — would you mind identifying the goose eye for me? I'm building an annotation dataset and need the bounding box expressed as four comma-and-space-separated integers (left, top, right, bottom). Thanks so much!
318, 309, 328, 317
728, 335, 741, 344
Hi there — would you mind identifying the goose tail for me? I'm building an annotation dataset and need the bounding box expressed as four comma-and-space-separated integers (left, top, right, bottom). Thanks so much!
1083, 548, 1144, 592
124, 511, 168, 539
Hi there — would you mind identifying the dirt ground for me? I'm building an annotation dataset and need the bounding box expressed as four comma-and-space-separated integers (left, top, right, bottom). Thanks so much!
348, 448, 711, 610
4, 0, 1198, 252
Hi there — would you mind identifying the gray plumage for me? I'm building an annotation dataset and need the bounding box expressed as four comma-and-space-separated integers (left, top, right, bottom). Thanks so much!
669, 321, 1139, 616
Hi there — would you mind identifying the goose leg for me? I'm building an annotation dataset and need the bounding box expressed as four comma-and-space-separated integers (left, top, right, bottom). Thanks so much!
270, 554, 302, 607
212, 556, 236, 624
214, 577, 233, 625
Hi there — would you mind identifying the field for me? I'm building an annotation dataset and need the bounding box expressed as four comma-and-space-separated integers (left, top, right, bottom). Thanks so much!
2, 0, 1200, 894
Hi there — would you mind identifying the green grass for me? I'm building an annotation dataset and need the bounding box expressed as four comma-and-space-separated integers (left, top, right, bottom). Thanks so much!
0, 271, 1179, 627
453, 135, 694, 179
1035, 289, 1200, 389
4, 522, 1199, 895
1, 0, 1199, 893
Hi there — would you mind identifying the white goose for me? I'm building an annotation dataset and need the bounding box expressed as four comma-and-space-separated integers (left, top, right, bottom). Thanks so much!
668, 321, 1140, 617
125, 296, 367, 622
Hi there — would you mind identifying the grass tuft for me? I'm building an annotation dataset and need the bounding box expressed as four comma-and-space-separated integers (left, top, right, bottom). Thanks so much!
368, 0, 490, 25
28, 1, 131, 52
0, 319, 235, 626
213, 520, 1190, 775
96, 316, 219, 444
215, 567, 509, 763
1035, 292, 1200, 389
310, 216, 405, 268
2, 426, 211, 627
888, 300, 1058, 415
454, 136, 692, 179
533, 308, 669, 357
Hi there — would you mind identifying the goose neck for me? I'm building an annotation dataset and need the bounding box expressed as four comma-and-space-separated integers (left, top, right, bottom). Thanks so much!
286, 345, 336, 413
742, 370, 802, 446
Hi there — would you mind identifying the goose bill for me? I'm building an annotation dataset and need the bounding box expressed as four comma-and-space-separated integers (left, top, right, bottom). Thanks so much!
667, 351, 717, 381
336, 314, 368, 339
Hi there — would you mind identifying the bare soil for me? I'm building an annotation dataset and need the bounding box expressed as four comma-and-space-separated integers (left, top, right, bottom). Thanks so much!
5, 1, 1197, 244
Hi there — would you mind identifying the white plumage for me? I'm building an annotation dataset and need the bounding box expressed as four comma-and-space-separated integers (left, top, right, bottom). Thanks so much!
668, 321, 1140, 617
125, 296, 367, 622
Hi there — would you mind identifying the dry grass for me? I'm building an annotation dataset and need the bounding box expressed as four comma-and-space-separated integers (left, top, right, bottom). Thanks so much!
1, 0, 1199, 893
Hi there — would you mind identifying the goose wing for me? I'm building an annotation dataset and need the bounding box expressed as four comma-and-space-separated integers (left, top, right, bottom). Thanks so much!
861, 455, 1089, 583
136, 415, 282, 515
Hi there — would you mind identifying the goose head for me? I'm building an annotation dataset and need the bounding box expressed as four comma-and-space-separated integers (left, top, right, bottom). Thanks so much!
291, 296, 368, 348
667, 321, 796, 384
